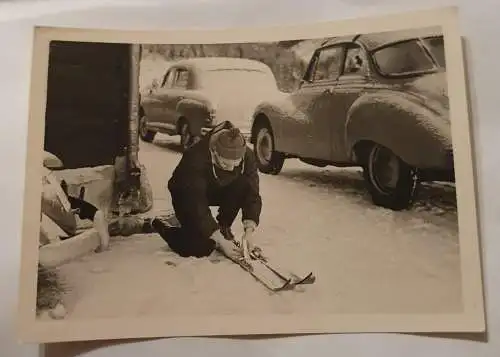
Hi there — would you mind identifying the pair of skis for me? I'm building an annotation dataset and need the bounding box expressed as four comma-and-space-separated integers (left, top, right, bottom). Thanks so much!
151, 212, 315, 292
232, 240, 316, 292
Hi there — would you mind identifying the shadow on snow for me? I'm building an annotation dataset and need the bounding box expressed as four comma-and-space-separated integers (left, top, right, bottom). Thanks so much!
278, 163, 458, 230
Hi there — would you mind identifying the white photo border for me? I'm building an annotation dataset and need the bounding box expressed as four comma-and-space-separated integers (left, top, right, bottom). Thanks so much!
16, 5, 485, 343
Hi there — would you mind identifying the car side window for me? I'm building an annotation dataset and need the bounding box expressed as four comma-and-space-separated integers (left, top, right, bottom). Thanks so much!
342, 45, 367, 75
173, 69, 189, 89
312, 46, 344, 82
161, 69, 175, 88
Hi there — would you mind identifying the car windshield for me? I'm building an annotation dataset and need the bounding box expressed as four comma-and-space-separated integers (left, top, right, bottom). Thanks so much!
371, 36, 445, 77
199, 69, 277, 91
421, 36, 446, 68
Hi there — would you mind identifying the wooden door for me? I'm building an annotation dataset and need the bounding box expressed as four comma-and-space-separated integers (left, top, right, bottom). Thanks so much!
43, 41, 132, 169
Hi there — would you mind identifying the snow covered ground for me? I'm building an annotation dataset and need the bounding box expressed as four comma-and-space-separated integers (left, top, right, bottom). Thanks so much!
50, 134, 462, 320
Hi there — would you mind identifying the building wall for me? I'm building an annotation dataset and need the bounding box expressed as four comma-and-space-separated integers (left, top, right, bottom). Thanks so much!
43, 41, 132, 169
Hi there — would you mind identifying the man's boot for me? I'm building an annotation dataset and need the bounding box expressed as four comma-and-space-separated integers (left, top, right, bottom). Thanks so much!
141, 217, 156, 233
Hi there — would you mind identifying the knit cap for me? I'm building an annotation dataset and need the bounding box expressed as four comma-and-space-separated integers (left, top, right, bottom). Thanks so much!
210, 127, 246, 161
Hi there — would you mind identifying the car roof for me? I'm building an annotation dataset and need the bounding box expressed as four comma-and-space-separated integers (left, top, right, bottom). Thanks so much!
170, 57, 271, 72
319, 26, 443, 51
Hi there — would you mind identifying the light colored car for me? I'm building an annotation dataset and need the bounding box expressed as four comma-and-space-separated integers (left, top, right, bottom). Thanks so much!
249, 28, 452, 210
139, 57, 283, 150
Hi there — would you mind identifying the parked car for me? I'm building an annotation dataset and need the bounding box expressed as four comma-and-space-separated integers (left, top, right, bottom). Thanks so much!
139, 57, 283, 150
249, 28, 452, 210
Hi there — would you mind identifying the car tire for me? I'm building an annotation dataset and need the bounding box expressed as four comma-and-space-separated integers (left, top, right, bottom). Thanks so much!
179, 121, 194, 151
363, 143, 420, 210
253, 121, 285, 175
139, 115, 156, 143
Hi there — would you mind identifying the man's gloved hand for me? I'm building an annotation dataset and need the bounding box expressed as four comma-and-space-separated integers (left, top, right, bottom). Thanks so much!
242, 220, 258, 256
243, 220, 257, 232
211, 229, 242, 262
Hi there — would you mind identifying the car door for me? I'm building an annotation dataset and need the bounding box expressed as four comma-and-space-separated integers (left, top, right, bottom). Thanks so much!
140, 70, 168, 125
168, 68, 191, 127
283, 44, 345, 160
324, 43, 375, 162
153, 68, 178, 127
142, 68, 175, 128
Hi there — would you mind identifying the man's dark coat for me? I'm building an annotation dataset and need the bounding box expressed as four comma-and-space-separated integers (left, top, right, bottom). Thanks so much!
167, 121, 262, 241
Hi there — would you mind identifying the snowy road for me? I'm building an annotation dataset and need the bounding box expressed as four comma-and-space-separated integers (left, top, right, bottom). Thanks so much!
56, 134, 462, 319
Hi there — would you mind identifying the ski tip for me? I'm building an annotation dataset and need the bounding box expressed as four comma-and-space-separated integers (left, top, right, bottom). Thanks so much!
303, 273, 316, 284
276, 279, 295, 292
294, 272, 316, 285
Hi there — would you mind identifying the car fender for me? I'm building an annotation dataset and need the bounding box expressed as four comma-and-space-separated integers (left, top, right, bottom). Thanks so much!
176, 98, 212, 136
345, 91, 452, 169
250, 97, 294, 151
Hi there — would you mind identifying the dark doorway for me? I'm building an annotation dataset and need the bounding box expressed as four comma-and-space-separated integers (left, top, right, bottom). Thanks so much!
43, 41, 131, 169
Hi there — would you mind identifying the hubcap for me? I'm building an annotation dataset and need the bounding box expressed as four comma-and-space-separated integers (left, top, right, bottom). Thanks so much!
256, 129, 273, 164
369, 145, 400, 194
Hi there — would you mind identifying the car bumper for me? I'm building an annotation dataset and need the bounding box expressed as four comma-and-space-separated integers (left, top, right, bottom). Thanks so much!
419, 149, 455, 182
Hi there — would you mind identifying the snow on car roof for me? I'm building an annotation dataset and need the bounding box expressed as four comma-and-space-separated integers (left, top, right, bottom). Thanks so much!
320, 26, 443, 51
171, 57, 271, 72
358, 26, 443, 50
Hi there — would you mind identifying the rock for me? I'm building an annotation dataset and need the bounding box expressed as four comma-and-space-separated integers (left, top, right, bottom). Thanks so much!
38, 229, 101, 268
49, 303, 67, 319
136, 164, 154, 213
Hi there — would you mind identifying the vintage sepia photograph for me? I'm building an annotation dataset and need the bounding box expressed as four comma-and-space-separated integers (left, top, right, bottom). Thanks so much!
17, 6, 485, 343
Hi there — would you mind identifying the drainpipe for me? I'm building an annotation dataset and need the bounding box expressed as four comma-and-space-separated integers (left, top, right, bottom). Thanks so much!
128, 43, 141, 173
117, 43, 141, 217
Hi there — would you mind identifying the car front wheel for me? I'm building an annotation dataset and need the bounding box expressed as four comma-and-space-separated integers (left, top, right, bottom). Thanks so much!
253, 122, 285, 175
139, 116, 156, 143
363, 143, 420, 210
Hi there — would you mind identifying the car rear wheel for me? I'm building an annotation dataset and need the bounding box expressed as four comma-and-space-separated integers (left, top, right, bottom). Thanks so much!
253, 122, 285, 175
139, 115, 156, 143
363, 143, 420, 210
